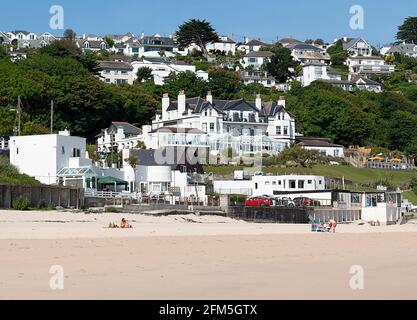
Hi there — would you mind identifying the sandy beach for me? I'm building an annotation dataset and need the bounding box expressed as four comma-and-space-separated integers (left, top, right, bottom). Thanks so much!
1, 210, 417, 300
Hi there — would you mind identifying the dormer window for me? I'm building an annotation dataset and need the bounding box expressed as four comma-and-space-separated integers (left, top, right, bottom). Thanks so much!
100, 43, 107, 50
84, 42, 90, 49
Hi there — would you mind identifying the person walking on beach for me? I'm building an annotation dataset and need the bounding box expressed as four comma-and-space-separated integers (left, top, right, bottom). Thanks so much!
329, 219, 337, 233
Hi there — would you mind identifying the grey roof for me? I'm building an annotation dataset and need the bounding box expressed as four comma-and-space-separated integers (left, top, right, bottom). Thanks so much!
166, 96, 293, 119
386, 43, 417, 55
10, 30, 31, 35
326, 66, 341, 75
18, 38, 54, 49
215, 36, 236, 44
109, 122, 141, 134
287, 43, 323, 52
98, 61, 133, 71
243, 51, 273, 58
143, 56, 171, 64
342, 37, 370, 51
238, 39, 271, 47
297, 137, 343, 148
141, 35, 175, 47
278, 38, 302, 45
130, 148, 204, 173
352, 76, 382, 86
76, 39, 107, 49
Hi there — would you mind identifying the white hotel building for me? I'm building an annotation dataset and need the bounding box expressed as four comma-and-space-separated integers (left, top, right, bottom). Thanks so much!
146, 91, 298, 156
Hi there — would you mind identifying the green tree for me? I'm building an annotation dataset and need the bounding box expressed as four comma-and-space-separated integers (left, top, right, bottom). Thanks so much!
104, 37, 115, 48
272, 145, 328, 168
176, 19, 219, 58
397, 17, 417, 44
264, 47, 298, 83
39, 39, 80, 57
208, 68, 242, 99
136, 67, 153, 82
163, 71, 208, 97
126, 155, 139, 192
327, 40, 348, 66
63, 29, 77, 41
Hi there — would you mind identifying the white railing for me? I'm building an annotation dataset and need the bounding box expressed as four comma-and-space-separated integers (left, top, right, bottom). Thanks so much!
85, 190, 136, 199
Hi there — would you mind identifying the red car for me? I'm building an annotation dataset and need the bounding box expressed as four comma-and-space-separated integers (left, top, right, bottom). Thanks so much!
245, 196, 273, 207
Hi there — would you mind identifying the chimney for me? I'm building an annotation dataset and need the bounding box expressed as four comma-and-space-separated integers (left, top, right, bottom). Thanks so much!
244, 36, 249, 44
343, 36, 348, 42
278, 96, 286, 108
162, 93, 170, 120
177, 90, 186, 116
255, 94, 262, 110
206, 91, 213, 104
58, 129, 71, 136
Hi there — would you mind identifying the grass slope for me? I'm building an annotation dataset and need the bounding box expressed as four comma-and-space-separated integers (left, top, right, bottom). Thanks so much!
0, 156, 40, 185
204, 164, 417, 186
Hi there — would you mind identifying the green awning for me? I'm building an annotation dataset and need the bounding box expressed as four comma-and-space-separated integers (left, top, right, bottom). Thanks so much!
97, 176, 128, 186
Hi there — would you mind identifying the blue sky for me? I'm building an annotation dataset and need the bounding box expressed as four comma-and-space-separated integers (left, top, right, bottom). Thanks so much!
1, 0, 416, 46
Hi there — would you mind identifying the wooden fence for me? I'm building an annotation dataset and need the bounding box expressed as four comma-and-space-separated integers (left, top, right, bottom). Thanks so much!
0, 184, 83, 209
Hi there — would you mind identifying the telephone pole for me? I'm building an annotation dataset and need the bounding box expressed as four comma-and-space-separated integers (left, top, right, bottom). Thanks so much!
50, 100, 54, 133
17, 96, 21, 136
10, 96, 22, 136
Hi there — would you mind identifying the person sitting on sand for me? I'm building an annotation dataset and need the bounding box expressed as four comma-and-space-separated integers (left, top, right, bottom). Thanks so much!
120, 218, 133, 229
108, 222, 119, 228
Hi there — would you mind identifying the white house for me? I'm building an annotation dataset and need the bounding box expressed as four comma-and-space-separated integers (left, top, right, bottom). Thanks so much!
214, 174, 326, 196
206, 36, 236, 55
240, 70, 277, 88
112, 41, 141, 57
7, 30, 38, 41
361, 192, 403, 224
123, 148, 207, 203
322, 76, 382, 93
76, 39, 108, 53
380, 42, 417, 58
140, 34, 176, 56
104, 32, 135, 44
241, 51, 273, 70
98, 60, 134, 85
341, 37, 373, 57
288, 43, 331, 65
0, 136, 9, 151
296, 137, 345, 158
17, 38, 54, 49
131, 57, 207, 85
299, 63, 341, 87
148, 91, 297, 156
96, 122, 143, 156
237, 38, 270, 54
0, 32, 12, 46
346, 56, 395, 78
9, 130, 91, 185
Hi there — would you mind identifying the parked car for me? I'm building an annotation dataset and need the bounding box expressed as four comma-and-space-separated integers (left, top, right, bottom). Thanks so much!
262, 195, 277, 206
274, 197, 295, 207
245, 196, 273, 207
293, 197, 321, 207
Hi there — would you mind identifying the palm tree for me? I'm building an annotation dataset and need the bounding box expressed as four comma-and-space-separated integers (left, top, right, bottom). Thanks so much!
126, 155, 139, 193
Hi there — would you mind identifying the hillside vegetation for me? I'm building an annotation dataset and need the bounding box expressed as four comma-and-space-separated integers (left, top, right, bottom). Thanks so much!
0, 156, 40, 185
